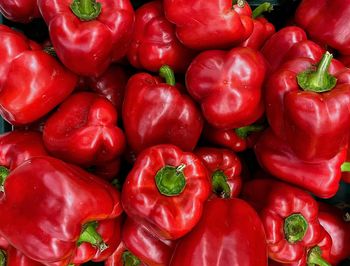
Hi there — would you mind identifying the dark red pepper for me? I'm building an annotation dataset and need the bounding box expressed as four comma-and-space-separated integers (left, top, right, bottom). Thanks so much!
0, 0, 40, 22
105, 242, 147, 266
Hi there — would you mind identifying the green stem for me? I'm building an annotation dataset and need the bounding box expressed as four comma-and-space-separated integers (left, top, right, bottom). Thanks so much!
284, 213, 308, 244
0, 166, 9, 193
307, 246, 331, 266
0, 250, 6, 266
235, 124, 265, 139
78, 221, 108, 252
155, 164, 186, 196
341, 162, 350, 172
252, 2, 273, 19
297, 51, 337, 93
122, 251, 141, 266
212, 170, 231, 198
159, 65, 176, 86
70, 0, 101, 21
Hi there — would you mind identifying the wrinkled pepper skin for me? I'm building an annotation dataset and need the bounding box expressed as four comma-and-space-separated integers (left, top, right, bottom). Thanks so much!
194, 147, 242, 198
295, 0, 350, 55
163, 0, 254, 50
265, 53, 350, 161
0, 156, 123, 265
38, 0, 134, 76
242, 179, 327, 263
127, 1, 195, 73
254, 129, 346, 198
170, 197, 268, 266
0, 25, 77, 125
122, 144, 211, 240
186, 47, 266, 129
0, 0, 40, 23
122, 67, 203, 154
43, 92, 126, 167
122, 218, 176, 266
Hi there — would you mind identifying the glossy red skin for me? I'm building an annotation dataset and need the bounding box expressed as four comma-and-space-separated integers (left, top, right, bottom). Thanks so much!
242, 179, 324, 263
265, 56, 350, 161
72, 218, 122, 264
5, 246, 43, 266
194, 147, 242, 198
122, 73, 203, 154
318, 202, 350, 265
163, 0, 253, 50
43, 92, 126, 167
186, 47, 266, 129
127, 1, 195, 73
38, 0, 134, 76
0, 156, 123, 265
0, 25, 77, 125
0, 0, 40, 22
261, 26, 325, 73
104, 242, 147, 266
122, 144, 211, 240
254, 129, 346, 198
170, 197, 268, 266
122, 218, 176, 266
0, 236, 8, 250
295, 0, 350, 55
0, 131, 48, 170
241, 17, 275, 49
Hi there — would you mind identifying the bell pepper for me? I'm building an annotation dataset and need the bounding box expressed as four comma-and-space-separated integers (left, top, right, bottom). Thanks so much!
105, 242, 147, 266
0, 0, 40, 23
169, 197, 268, 266
37, 0, 134, 76
121, 144, 211, 240
295, 0, 350, 55
242, 178, 330, 264
186, 47, 266, 129
194, 147, 242, 198
265, 51, 350, 161
127, 0, 195, 73
122, 217, 176, 266
254, 128, 346, 198
0, 156, 123, 265
43, 92, 126, 167
0, 25, 77, 125
122, 65, 203, 154
1, 246, 43, 266
163, 0, 254, 50
240, 2, 275, 49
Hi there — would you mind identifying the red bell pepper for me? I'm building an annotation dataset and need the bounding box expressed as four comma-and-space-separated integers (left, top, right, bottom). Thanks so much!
0, 156, 123, 265
0, 0, 40, 23
0, 25, 77, 125
105, 242, 147, 266
122, 144, 211, 240
295, 0, 350, 55
127, 0, 195, 73
122, 65, 203, 154
122, 217, 176, 266
163, 0, 254, 50
254, 128, 346, 198
1, 246, 43, 266
265, 51, 350, 161
186, 47, 266, 129
194, 147, 242, 198
242, 178, 330, 264
38, 0, 134, 76
89, 158, 121, 181
170, 197, 268, 266
43, 92, 126, 167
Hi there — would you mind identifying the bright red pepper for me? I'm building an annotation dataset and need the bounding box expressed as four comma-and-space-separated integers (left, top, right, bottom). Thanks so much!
38, 0, 134, 76
0, 25, 77, 125
127, 0, 195, 73
43, 92, 126, 167
0, 0, 40, 22
254, 128, 346, 198
265, 51, 350, 161
122, 144, 211, 240
1, 246, 43, 266
295, 0, 350, 55
242, 178, 330, 264
122, 65, 203, 154
186, 47, 266, 129
163, 0, 254, 50
170, 197, 268, 266
194, 147, 242, 198
0, 156, 123, 265
105, 242, 147, 266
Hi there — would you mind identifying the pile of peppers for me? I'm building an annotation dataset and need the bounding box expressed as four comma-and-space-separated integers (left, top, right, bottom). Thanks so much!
0, 0, 350, 265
